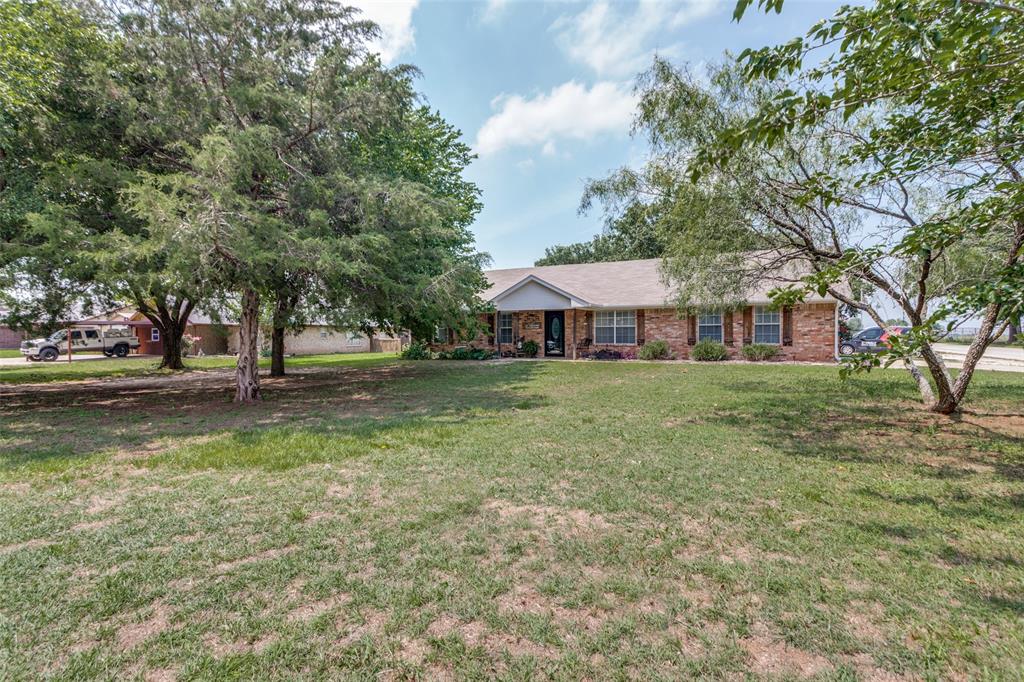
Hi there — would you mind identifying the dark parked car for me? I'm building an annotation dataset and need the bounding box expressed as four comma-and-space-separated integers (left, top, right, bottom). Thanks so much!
839, 326, 910, 356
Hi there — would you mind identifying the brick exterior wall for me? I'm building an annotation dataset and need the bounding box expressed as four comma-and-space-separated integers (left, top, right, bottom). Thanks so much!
0, 325, 26, 349
430, 302, 836, 362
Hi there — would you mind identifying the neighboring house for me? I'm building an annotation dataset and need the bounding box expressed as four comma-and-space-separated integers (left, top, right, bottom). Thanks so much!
83, 306, 406, 356
0, 307, 29, 349
432, 258, 842, 362
225, 326, 405, 355
78, 307, 229, 356
0, 323, 25, 350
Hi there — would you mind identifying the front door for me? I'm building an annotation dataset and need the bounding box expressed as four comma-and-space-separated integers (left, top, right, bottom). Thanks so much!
544, 311, 565, 356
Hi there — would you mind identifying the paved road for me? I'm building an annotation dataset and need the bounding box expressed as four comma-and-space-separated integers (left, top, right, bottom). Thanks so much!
932, 342, 1024, 373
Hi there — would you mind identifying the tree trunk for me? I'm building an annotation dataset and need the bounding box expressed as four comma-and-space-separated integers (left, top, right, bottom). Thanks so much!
235, 288, 261, 403
931, 302, 1003, 414
159, 320, 185, 370
270, 325, 285, 377
1009, 317, 1020, 344
902, 359, 936, 405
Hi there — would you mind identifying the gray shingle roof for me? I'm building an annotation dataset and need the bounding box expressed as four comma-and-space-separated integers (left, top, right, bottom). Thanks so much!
483, 257, 843, 308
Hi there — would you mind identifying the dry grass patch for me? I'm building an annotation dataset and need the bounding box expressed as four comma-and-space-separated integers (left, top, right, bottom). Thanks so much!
116, 601, 173, 651
213, 546, 294, 573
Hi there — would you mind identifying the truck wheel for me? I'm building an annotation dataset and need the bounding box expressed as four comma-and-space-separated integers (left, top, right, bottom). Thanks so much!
839, 343, 855, 356
39, 347, 59, 362
113, 344, 130, 357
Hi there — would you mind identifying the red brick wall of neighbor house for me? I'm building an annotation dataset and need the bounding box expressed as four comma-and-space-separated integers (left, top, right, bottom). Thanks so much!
0, 325, 25, 349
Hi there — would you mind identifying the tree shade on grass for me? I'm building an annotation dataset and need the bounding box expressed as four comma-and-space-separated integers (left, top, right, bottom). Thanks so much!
1, 358, 1022, 679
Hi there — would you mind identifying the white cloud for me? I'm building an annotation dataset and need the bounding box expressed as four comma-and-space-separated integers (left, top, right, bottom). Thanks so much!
349, 0, 420, 63
480, 0, 509, 24
551, 0, 720, 77
474, 81, 637, 156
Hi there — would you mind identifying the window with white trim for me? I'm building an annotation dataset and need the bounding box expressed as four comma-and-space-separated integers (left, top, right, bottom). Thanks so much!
434, 326, 449, 344
150, 327, 160, 342
753, 306, 781, 344
497, 312, 513, 344
594, 310, 636, 344
697, 312, 723, 342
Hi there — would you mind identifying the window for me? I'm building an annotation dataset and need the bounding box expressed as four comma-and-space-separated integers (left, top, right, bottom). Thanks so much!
70, 330, 82, 341
434, 326, 449, 344
594, 310, 636, 344
85, 330, 99, 340
150, 327, 160, 342
858, 327, 882, 341
697, 312, 723, 342
320, 330, 329, 339
753, 306, 781, 344
498, 312, 513, 344
347, 333, 363, 347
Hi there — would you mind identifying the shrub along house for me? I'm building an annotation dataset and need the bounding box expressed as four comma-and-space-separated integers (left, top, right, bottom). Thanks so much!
432, 258, 842, 361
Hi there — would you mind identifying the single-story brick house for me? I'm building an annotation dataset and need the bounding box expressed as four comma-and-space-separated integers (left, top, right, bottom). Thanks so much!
432, 258, 841, 362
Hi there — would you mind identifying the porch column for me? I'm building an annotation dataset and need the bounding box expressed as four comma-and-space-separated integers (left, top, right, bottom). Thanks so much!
494, 311, 499, 356
572, 309, 577, 360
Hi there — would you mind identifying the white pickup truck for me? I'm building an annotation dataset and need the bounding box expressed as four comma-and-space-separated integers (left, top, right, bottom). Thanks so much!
20, 326, 141, 361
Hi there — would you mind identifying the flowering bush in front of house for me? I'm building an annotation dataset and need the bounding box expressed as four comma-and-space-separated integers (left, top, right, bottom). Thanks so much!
182, 334, 203, 356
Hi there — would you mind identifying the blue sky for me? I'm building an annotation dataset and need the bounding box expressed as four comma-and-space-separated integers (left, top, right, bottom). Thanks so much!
353, 0, 846, 269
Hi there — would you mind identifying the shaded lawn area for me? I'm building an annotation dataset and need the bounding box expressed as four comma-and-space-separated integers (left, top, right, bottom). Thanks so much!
0, 351, 396, 384
0, 349, 23, 358
1, 358, 1023, 680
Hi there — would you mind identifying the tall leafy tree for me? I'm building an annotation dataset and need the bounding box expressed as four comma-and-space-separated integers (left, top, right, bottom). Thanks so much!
0, 0, 109, 335
1, 0, 216, 368
116, 0, 485, 401
534, 203, 665, 266
716, 0, 1024, 413
585, 57, 1007, 411
262, 105, 485, 377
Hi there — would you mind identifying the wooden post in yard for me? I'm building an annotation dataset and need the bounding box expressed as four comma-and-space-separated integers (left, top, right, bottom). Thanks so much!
494, 311, 500, 357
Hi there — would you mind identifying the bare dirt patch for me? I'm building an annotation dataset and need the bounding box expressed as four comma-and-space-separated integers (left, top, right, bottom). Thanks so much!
203, 631, 277, 658
483, 499, 612, 534
116, 601, 173, 650
0, 538, 54, 554
71, 518, 117, 532
335, 608, 389, 647
214, 546, 294, 573
86, 496, 118, 515
285, 593, 351, 622
741, 628, 832, 678
846, 600, 887, 643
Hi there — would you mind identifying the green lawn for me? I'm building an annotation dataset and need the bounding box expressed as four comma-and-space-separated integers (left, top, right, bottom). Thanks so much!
1, 357, 1022, 680
0, 351, 395, 384
0, 348, 23, 358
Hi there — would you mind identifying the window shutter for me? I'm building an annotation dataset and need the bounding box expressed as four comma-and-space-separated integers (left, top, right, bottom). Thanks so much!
742, 307, 753, 345
687, 316, 696, 346
724, 311, 734, 346
782, 306, 793, 346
